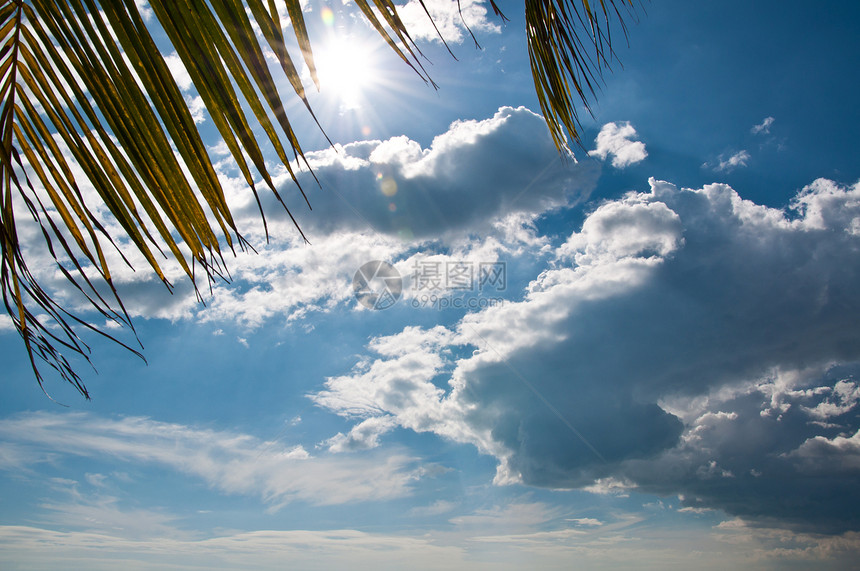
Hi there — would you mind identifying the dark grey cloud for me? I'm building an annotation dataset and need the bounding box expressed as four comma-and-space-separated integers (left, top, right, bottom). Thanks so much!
313, 177, 860, 532
625, 364, 860, 533
261, 106, 599, 239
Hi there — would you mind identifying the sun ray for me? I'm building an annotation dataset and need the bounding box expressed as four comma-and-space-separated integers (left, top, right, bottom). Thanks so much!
314, 35, 380, 110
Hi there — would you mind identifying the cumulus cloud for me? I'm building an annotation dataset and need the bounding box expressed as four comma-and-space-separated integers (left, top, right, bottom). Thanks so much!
7, 106, 594, 331
322, 415, 398, 453
173, 107, 592, 324
395, 0, 501, 44
269, 106, 598, 240
588, 122, 648, 168
787, 427, 860, 473
310, 177, 860, 532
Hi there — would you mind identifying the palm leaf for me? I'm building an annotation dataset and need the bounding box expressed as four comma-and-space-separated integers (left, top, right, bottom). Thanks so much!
1, 0, 634, 397
522, 0, 635, 150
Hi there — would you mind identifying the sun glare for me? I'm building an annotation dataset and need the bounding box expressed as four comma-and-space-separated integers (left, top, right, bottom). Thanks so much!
313, 37, 379, 108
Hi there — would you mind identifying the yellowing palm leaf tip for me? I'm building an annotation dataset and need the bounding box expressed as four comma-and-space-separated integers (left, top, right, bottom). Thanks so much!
0, 0, 634, 397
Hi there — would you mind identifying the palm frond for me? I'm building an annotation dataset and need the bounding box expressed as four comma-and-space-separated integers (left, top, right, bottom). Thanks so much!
522, 0, 635, 151
1, 0, 634, 397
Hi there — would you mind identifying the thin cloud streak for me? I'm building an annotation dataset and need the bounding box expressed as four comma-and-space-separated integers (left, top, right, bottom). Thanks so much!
0, 412, 427, 507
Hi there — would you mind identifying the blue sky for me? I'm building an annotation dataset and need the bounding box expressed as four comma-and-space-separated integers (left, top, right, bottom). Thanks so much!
2, 0, 860, 568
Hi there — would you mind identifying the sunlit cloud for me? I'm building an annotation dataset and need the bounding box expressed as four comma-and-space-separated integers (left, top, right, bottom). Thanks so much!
310, 177, 860, 531
588, 121, 648, 168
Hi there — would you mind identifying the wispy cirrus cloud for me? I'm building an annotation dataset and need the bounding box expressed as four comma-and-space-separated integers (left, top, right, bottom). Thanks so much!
751, 116, 775, 135
704, 149, 750, 172
0, 525, 467, 571
4, 517, 857, 571
0, 412, 429, 508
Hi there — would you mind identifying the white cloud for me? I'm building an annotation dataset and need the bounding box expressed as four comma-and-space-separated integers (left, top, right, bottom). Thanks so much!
186, 94, 206, 124
2, 499, 857, 570
146, 107, 591, 327
163, 53, 193, 91
0, 412, 429, 508
712, 520, 860, 567
309, 177, 860, 531
588, 122, 648, 168
787, 428, 860, 472
395, 0, 501, 44
38, 490, 188, 541
323, 416, 397, 452
790, 177, 860, 233
269, 106, 598, 240
7, 106, 596, 334
133, 0, 153, 22
802, 380, 860, 420
568, 518, 603, 527
409, 499, 458, 517
0, 525, 467, 571
84, 473, 108, 488
449, 501, 561, 530
190, 232, 402, 327
751, 116, 775, 134
706, 150, 750, 172
581, 477, 635, 496
558, 199, 682, 263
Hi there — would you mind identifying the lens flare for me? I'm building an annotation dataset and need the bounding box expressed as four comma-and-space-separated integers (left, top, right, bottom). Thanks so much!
380, 178, 398, 197
320, 7, 334, 26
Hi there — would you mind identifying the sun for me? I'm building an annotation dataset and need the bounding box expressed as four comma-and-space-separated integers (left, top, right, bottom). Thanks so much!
313, 36, 379, 108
